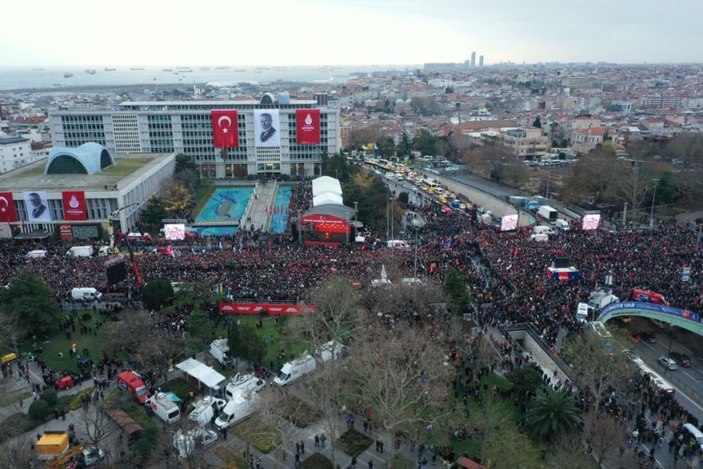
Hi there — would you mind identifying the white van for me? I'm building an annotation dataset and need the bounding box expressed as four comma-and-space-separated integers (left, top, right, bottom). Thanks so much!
387, 240, 411, 250
188, 396, 226, 427
71, 287, 102, 301
214, 392, 259, 430
26, 249, 48, 259
146, 392, 181, 423
66, 246, 93, 258
554, 219, 571, 231
224, 373, 265, 401
97, 246, 113, 256
529, 233, 549, 242
576, 303, 591, 323
273, 354, 317, 386
209, 339, 231, 366
173, 428, 218, 459
683, 423, 703, 450
533, 225, 556, 236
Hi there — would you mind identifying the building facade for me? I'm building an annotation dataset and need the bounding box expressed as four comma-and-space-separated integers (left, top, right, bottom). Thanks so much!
49, 94, 340, 179
0, 136, 32, 174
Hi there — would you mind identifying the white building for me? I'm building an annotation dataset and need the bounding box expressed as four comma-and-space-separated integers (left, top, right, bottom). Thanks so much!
0, 136, 31, 174
49, 93, 340, 179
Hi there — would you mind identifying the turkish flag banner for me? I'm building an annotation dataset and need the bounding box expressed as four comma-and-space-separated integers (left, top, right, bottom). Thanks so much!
296, 109, 321, 144
0, 192, 18, 223
62, 191, 87, 220
211, 110, 239, 148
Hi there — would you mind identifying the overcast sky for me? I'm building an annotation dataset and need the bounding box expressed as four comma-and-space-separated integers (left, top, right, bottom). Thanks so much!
2, 0, 701, 66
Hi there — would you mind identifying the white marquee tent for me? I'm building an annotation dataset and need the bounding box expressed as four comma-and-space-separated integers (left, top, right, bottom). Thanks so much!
312, 176, 343, 207
176, 358, 226, 390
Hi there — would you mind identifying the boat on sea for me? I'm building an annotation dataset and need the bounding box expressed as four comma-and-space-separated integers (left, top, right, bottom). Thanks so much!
64, 72, 73, 78
163, 68, 173, 72
130, 67, 145, 71
234, 69, 246, 72
104, 67, 116, 71
32, 68, 45, 72
215, 66, 231, 70
85, 69, 96, 75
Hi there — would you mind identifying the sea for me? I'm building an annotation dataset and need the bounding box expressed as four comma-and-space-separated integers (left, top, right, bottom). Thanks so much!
0, 65, 410, 91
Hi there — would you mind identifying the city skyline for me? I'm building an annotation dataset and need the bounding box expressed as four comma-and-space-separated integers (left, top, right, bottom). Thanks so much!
1, 0, 702, 67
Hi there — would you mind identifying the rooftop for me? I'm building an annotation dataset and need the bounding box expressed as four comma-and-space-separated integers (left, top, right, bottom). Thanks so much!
0, 136, 29, 145
0, 153, 172, 192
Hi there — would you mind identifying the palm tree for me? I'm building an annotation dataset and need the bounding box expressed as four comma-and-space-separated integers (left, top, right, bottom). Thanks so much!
524, 388, 581, 442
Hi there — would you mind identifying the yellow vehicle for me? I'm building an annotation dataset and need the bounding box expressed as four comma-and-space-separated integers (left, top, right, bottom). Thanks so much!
438, 196, 447, 204
1, 352, 17, 364
36, 432, 69, 461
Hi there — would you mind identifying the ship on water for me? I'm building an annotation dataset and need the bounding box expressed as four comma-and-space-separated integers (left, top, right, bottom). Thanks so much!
84, 69, 96, 75
64, 72, 73, 78
130, 67, 145, 71
104, 67, 116, 71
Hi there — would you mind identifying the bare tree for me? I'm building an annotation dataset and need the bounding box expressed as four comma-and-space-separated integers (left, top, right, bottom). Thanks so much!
546, 431, 595, 469
0, 436, 35, 469
348, 323, 454, 468
75, 403, 117, 448
615, 162, 656, 210
139, 329, 186, 383
587, 412, 626, 464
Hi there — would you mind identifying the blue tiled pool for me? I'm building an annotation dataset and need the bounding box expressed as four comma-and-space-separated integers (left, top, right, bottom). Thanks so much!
194, 187, 252, 237
269, 186, 292, 234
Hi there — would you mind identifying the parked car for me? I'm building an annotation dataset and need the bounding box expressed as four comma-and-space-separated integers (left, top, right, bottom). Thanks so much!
669, 352, 691, 367
639, 331, 656, 344
630, 332, 640, 344
658, 356, 679, 370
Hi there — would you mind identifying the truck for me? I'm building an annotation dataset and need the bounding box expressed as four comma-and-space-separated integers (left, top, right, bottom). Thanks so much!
46, 442, 105, 468
116, 370, 151, 403
188, 396, 226, 427
66, 245, 94, 257
173, 428, 218, 459
214, 390, 259, 430
36, 432, 69, 461
273, 353, 317, 386
209, 338, 231, 366
576, 303, 592, 323
588, 289, 620, 311
146, 392, 181, 423
71, 287, 102, 301
508, 195, 526, 206
533, 225, 556, 236
537, 205, 559, 222
224, 373, 266, 401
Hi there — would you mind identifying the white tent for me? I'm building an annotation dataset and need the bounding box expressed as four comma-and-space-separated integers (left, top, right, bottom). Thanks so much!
312, 176, 342, 197
313, 192, 344, 207
176, 358, 226, 390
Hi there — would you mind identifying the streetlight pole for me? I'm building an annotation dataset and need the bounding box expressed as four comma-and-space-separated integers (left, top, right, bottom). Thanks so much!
622, 202, 628, 227
649, 179, 659, 229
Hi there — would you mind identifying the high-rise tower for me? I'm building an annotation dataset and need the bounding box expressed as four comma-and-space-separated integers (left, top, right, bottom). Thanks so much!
479, 55, 484, 67
470, 51, 476, 67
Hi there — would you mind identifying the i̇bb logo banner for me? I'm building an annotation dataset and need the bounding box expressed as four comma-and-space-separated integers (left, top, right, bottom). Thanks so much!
296, 109, 320, 144
62, 191, 87, 220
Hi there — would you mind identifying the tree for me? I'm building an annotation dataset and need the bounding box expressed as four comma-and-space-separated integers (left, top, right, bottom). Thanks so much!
349, 323, 453, 468
524, 388, 581, 442
545, 431, 596, 469
141, 278, 175, 310
443, 267, 471, 314
563, 333, 635, 407
229, 322, 265, 366
140, 329, 186, 383
140, 196, 169, 232
0, 436, 35, 469
533, 116, 542, 128
615, 163, 656, 210
0, 270, 60, 338
376, 136, 396, 158
102, 311, 151, 356
175, 153, 197, 173
397, 192, 409, 204
161, 180, 194, 217
560, 148, 619, 204
587, 413, 626, 464
398, 131, 412, 157
412, 129, 438, 156
506, 366, 544, 395
75, 404, 115, 447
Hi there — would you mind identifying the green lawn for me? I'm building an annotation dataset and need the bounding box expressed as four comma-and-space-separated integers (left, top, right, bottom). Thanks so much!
232, 418, 282, 453
101, 157, 153, 177
336, 429, 374, 458
234, 316, 310, 371
24, 310, 106, 373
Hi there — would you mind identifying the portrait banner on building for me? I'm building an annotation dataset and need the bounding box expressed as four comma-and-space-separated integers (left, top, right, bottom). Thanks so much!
296, 109, 321, 144
62, 191, 87, 220
210, 110, 239, 148
0, 192, 18, 223
254, 109, 281, 147
24, 191, 51, 223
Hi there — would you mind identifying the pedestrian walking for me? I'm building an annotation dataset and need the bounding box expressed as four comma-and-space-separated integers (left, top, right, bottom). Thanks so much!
350, 456, 357, 468
321, 434, 327, 448
315, 434, 320, 447
296, 442, 301, 454
368, 460, 373, 469
18, 398, 23, 408
300, 440, 305, 454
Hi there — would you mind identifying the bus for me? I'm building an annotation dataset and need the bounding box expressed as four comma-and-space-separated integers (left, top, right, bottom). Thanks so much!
632, 357, 675, 395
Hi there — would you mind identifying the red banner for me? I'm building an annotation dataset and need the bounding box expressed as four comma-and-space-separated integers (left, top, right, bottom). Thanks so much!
62, 191, 87, 220
0, 192, 18, 223
211, 110, 239, 148
218, 302, 318, 315
296, 109, 320, 144
59, 225, 73, 241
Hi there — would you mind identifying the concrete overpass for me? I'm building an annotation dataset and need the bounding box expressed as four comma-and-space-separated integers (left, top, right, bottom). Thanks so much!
598, 301, 703, 336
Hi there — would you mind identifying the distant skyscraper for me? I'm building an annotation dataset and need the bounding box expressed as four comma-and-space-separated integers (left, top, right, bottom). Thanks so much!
470, 51, 476, 67
479, 55, 484, 67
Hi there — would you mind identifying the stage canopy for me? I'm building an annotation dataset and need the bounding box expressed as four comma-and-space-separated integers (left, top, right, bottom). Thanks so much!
176, 358, 226, 390
313, 192, 344, 207
312, 176, 342, 197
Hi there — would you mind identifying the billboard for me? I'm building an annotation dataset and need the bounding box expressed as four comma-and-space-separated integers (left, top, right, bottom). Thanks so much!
218, 302, 317, 315
254, 109, 281, 147
582, 213, 601, 231
164, 223, 185, 241
500, 214, 519, 231
0, 192, 18, 223
24, 191, 51, 223
296, 109, 321, 144
211, 110, 239, 148
62, 191, 87, 220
